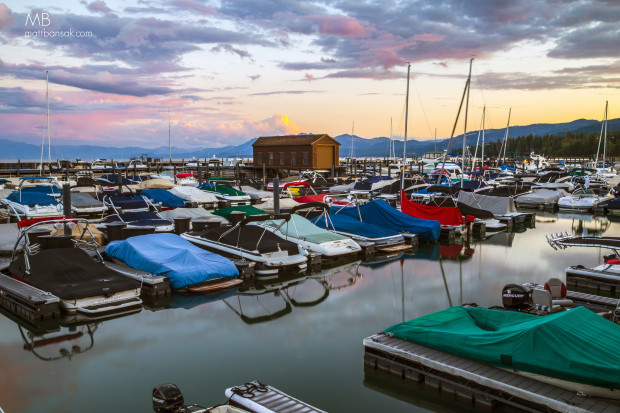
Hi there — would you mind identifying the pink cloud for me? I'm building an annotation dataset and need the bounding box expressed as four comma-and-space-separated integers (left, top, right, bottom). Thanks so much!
309, 15, 366, 37
412, 33, 444, 42
304, 73, 314, 81
0, 3, 15, 29
172, 0, 216, 15
85, 0, 112, 14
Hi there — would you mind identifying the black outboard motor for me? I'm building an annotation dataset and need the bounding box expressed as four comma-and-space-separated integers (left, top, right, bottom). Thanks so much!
153, 383, 185, 413
502, 284, 531, 310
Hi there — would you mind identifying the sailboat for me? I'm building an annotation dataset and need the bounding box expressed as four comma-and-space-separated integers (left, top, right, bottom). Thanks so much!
38, 71, 52, 174
594, 101, 612, 177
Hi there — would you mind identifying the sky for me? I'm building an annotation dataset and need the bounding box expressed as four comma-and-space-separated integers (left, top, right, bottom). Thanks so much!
0, 0, 618, 149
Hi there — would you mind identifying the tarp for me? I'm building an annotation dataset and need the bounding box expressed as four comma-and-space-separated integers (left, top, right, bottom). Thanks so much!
212, 205, 266, 220
20, 185, 62, 196
69, 192, 106, 208
400, 190, 464, 226
311, 213, 402, 240
7, 192, 58, 207
255, 198, 299, 213
198, 183, 246, 196
106, 233, 238, 289
262, 214, 348, 244
200, 225, 300, 255
515, 188, 568, 205
105, 194, 149, 210
159, 207, 228, 224
138, 179, 175, 189
169, 186, 218, 204
458, 191, 518, 215
385, 306, 620, 390
101, 211, 172, 227
141, 188, 186, 208
333, 199, 440, 242
353, 176, 396, 191
294, 194, 350, 205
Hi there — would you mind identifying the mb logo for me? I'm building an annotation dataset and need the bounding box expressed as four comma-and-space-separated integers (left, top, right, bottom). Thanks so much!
25, 12, 51, 26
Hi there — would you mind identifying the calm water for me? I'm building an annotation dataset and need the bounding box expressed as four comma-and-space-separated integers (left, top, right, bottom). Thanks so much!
0, 211, 617, 413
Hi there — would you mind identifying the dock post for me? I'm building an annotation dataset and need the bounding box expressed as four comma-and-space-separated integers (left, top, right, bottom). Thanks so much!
197, 162, 202, 185
16, 159, 20, 177
262, 163, 266, 187
273, 176, 280, 214
173, 165, 177, 184
62, 184, 71, 234
331, 163, 335, 179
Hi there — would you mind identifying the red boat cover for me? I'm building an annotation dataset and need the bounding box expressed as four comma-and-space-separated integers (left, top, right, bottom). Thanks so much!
176, 173, 198, 178
284, 181, 311, 189
17, 216, 74, 228
400, 190, 464, 226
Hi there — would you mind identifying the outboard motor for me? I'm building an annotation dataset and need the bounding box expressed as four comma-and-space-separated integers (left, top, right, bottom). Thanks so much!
502, 284, 531, 310
153, 383, 185, 413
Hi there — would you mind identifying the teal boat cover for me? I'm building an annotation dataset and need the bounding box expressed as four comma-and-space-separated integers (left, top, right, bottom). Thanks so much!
106, 233, 238, 289
385, 306, 620, 389
212, 205, 266, 219
263, 214, 348, 244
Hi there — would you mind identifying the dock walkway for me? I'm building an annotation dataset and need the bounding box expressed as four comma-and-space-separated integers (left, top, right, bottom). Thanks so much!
364, 333, 620, 413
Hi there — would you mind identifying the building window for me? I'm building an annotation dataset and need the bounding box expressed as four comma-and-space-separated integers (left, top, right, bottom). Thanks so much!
280, 152, 284, 165
268, 152, 273, 165
303, 152, 308, 165
257, 152, 263, 164
291, 152, 296, 166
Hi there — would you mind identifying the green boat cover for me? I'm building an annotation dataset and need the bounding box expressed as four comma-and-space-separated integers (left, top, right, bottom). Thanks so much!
199, 183, 245, 196
262, 214, 348, 244
384, 306, 620, 390
212, 205, 266, 219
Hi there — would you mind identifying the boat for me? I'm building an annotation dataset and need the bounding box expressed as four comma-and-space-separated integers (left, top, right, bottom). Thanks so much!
348, 176, 398, 200
91, 159, 113, 172
252, 209, 362, 259
14, 176, 63, 198
0, 190, 63, 220
168, 185, 218, 209
399, 189, 469, 234
514, 187, 569, 209
557, 188, 614, 212
127, 159, 148, 170
332, 199, 441, 242
5, 217, 143, 314
180, 213, 309, 276
309, 204, 408, 252
457, 191, 529, 223
382, 305, 620, 399
152, 380, 326, 413
198, 182, 251, 205
98, 192, 175, 232
66, 191, 108, 216
139, 188, 186, 209
105, 232, 242, 292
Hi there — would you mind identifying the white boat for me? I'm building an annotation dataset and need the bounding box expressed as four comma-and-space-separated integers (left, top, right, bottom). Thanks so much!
557, 188, 614, 212
0, 179, 63, 219
253, 213, 361, 258
127, 159, 148, 170
168, 186, 218, 208
514, 187, 569, 209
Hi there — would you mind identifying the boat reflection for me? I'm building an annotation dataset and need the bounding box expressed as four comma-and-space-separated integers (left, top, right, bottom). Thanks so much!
556, 212, 610, 236
2, 306, 142, 362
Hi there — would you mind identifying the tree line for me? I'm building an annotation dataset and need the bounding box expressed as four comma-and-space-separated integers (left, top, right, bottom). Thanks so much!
469, 130, 620, 159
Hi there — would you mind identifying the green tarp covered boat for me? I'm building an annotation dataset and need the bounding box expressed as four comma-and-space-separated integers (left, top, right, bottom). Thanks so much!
385, 306, 620, 393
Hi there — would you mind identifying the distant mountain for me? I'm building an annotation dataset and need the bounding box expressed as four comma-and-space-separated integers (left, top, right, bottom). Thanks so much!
1, 118, 617, 160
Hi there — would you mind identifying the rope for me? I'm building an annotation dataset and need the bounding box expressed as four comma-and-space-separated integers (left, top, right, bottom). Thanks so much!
229, 381, 268, 399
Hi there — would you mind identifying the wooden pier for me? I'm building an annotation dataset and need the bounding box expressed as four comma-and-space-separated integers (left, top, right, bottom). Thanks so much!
363, 333, 620, 413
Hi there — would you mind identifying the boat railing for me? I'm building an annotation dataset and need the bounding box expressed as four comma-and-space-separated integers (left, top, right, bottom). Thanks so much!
0, 198, 23, 221
12, 216, 103, 273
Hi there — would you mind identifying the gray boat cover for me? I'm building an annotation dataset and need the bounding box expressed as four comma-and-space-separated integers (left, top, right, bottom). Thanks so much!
515, 188, 568, 205
458, 191, 518, 215
159, 207, 228, 224
70, 192, 107, 208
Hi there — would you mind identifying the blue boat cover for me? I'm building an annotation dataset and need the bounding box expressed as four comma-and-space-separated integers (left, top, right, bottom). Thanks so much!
332, 199, 440, 242
311, 213, 401, 239
106, 233, 239, 289
7, 192, 59, 206
606, 198, 620, 211
101, 211, 172, 227
141, 189, 186, 208
20, 186, 62, 196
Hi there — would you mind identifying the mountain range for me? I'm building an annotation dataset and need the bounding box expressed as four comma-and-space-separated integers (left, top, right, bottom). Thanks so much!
1, 118, 617, 161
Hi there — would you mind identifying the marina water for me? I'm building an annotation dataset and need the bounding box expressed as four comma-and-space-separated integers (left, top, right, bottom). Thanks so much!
0, 211, 615, 412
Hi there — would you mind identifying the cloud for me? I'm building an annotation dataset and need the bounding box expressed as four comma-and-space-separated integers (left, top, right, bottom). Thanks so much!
0, 3, 15, 29
249, 90, 323, 96
304, 73, 313, 81
249, 74, 260, 81
211, 44, 254, 61
83, 0, 113, 14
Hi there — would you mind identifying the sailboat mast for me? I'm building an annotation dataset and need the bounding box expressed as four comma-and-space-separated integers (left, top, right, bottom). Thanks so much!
168, 109, 172, 164
502, 108, 511, 166
481, 106, 486, 171
603, 100, 608, 171
461, 58, 473, 184
401, 62, 411, 192
471, 106, 484, 172
46, 71, 51, 167
350, 121, 354, 159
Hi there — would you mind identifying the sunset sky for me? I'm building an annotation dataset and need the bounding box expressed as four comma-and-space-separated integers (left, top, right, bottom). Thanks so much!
0, 0, 618, 149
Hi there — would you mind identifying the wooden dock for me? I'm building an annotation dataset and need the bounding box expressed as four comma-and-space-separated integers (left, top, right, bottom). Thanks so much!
225, 380, 326, 413
363, 333, 620, 413
0, 273, 61, 321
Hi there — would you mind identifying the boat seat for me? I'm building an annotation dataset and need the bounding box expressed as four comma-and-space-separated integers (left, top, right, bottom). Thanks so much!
544, 278, 573, 307
531, 288, 564, 313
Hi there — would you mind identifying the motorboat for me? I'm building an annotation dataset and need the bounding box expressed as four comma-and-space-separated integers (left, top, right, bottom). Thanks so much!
557, 188, 614, 212
252, 210, 362, 259
98, 191, 175, 232
181, 213, 309, 276
348, 176, 398, 199
514, 187, 569, 209
399, 190, 468, 234
198, 182, 251, 206
5, 217, 142, 314
168, 185, 218, 209
127, 159, 148, 170
140, 188, 186, 209
91, 159, 113, 172
0, 191, 63, 220
67, 191, 108, 216
457, 191, 529, 223
332, 199, 441, 242
383, 306, 620, 399
15, 176, 63, 198
305, 202, 408, 252
105, 232, 241, 292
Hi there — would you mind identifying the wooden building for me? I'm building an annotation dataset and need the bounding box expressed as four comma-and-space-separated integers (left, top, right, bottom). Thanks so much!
252, 134, 340, 170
